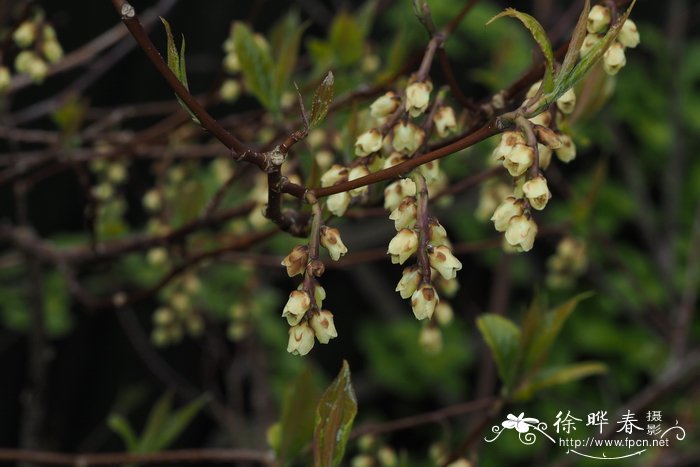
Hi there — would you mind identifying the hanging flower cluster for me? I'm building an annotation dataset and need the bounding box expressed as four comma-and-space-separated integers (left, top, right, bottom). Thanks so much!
280, 223, 347, 356
546, 236, 589, 288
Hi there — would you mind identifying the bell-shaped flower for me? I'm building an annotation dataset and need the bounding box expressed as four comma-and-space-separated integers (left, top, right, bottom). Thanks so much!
384, 178, 417, 211
411, 283, 438, 320
587, 5, 610, 34
370, 91, 401, 119
619, 19, 640, 48
392, 121, 424, 155
491, 196, 524, 232
522, 176, 552, 211
389, 196, 417, 230
433, 106, 456, 137
428, 245, 463, 280
287, 322, 315, 356
395, 265, 422, 299
387, 229, 418, 264
405, 81, 432, 117
348, 166, 370, 197
355, 128, 383, 157
505, 215, 538, 252
556, 88, 576, 114
320, 226, 348, 261
310, 310, 338, 344
603, 42, 626, 75
555, 134, 577, 163
320, 164, 348, 187
281, 245, 309, 277
327, 191, 351, 217
503, 144, 535, 177
282, 290, 311, 326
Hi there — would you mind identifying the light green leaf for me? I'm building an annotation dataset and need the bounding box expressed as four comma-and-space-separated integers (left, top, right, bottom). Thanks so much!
277, 367, 321, 462
160, 17, 200, 124
309, 71, 334, 128
525, 292, 593, 371
139, 392, 174, 452
329, 12, 364, 66
153, 394, 210, 451
514, 362, 607, 400
560, 0, 591, 77
476, 314, 521, 393
107, 414, 138, 452
233, 21, 278, 112
271, 13, 307, 101
314, 360, 357, 467
487, 8, 554, 93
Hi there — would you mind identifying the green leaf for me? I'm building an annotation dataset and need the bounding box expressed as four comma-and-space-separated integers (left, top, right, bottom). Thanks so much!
277, 367, 321, 462
487, 8, 554, 93
329, 12, 364, 66
514, 362, 607, 400
476, 314, 521, 393
309, 71, 334, 128
139, 392, 174, 452
525, 292, 593, 371
233, 21, 278, 112
152, 394, 210, 451
533, 0, 638, 115
560, 0, 591, 77
314, 360, 357, 467
271, 12, 307, 101
160, 17, 200, 124
108, 414, 138, 452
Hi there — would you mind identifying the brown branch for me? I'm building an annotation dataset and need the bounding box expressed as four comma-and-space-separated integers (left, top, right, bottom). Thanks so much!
0, 448, 274, 466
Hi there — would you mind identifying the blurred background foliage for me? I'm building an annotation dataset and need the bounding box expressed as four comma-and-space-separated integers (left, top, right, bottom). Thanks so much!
0, 0, 698, 465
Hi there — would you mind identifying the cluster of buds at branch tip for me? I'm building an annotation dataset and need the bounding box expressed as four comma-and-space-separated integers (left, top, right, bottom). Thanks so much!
581, 4, 640, 76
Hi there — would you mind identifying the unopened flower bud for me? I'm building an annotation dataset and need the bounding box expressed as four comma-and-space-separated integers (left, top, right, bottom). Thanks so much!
491, 196, 524, 232
433, 106, 457, 137
580, 33, 602, 57
603, 42, 626, 75
287, 322, 315, 356
503, 144, 535, 177
220, 79, 241, 102
223, 52, 240, 73
315, 150, 334, 170
320, 226, 348, 261
389, 196, 417, 230
282, 290, 311, 326
355, 128, 383, 157
351, 455, 374, 467
153, 307, 175, 326
538, 144, 552, 170
370, 91, 401, 119
392, 121, 424, 155
326, 191, 351, 217
419, 326, 443, 354
555, 134, 577, 162
348, 166, 370, 196
0, 67, 10, 93
13, 21, 36, 48
42, 39, 64, 64
405, 81, 432, 117
505, 215, 538, 252
435, 302, 454, 325
147, 247, 168, 266
419, 160, 440, 184
281, 245, 309, 276
535, 126, 562, 149
320, 164, 349, 187
428, 245, 463, 280
522, 176, 551, 210
556, 88, 576, 114
587, 5, 611, 34
310, 310, 338, 344
107, 162, 127, 184
411, 283, 438, 320
383, 152, 407, 169
619, 19, 640, 48
446, 460, 473, 467
396, 265, 422, 299
384, 178, 416, 211
529, 111, 551, 128
377, 446, 398, 467
526, 80, 542, 100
